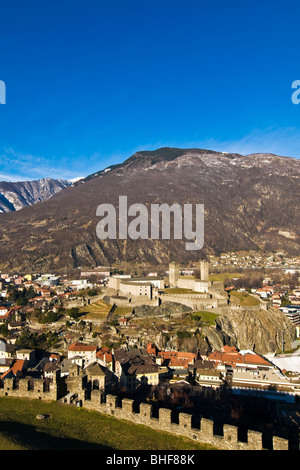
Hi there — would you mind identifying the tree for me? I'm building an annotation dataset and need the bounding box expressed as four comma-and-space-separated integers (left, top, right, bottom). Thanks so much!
281, 295, 290, 307
0, 322, 8, 337
16, 328, 44, 349
67, 307, 80, 320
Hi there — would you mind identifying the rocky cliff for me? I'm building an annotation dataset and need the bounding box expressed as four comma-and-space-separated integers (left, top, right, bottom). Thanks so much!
203, 306, 296, 355
127, 301, 296, 356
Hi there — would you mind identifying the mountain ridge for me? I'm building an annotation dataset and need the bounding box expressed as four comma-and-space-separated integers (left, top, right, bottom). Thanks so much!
0, 177, 71, 213
82, 147, 299, 181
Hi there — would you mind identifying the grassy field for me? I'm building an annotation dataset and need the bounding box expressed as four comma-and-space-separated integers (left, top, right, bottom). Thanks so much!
228, 290, 260, 307
191, 311, 219, 326
209, 272, 243, 282
0, 397, 214, 450
79, 299, 112, 320
113, 306, 134, 317
164, 288, 206, 295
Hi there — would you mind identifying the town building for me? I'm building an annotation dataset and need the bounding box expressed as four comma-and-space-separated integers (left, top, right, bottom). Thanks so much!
67, 342, 98, 366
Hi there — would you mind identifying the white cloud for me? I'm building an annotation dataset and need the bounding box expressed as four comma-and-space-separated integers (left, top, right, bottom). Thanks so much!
0, 148, 85, 181
180, 127, 300, 159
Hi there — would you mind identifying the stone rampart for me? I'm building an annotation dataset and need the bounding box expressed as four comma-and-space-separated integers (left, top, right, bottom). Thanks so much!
0, 370, 66, 401
0, 375, 292, 450
161, 294, 218, 310
83, 393, 290, 450
0, 377, 57, 401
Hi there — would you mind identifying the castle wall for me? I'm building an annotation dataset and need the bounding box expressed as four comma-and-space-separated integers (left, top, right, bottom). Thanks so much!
65, 294, 104, 309
0, 375, 291, 450
81, 394, 290, 451
176, 278, 196, 290
161, 294, 219, 310
0, 375, 63, 401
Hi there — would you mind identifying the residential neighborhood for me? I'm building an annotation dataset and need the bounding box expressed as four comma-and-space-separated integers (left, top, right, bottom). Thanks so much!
0, 255, 299, 450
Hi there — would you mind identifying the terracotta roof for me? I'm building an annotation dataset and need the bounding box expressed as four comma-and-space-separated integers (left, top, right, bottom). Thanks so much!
243, 353, 272, 366
221, 345, 239, 354
68, 342, 97, 352
168, 357, 190, 368
146, 343, 158, 355
209, 349, 272, 367
158, 351, 196, 362
209, 350, 244, 364
1, 359, 26, 379
0, 309, 13, 320
96, 349, 113, 363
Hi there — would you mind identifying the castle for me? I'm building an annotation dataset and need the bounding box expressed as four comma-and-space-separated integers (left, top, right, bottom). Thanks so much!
164, 261, 228, 310
106, 261, 228, 310
169, 260, 211, 292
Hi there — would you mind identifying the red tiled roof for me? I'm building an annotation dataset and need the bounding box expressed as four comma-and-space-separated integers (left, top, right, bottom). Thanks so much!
0, 308, 14, 320
68, 342, 97, 352
221, 345, 239, 354
209, 349, 272, 367
243, 353, 271, 366
168, 357, 190, 368
209, 350, 244, 364
96, 348, 113, 363
158, 351, 196, 361
146, 343, 158, 355
1, 359, 26, 379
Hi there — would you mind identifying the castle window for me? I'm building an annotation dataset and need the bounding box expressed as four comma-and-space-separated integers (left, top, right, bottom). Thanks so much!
93, 379, 99, 390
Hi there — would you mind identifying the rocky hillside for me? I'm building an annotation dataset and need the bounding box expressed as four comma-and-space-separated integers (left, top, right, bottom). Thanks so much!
133, 303, 296, 355
203, 306, 295, 355
0, 178, 71, 213
0, 147, 299, 272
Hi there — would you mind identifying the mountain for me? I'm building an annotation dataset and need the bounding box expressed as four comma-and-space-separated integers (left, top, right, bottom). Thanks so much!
0, 178, 71, 213
0, 147, 299, 273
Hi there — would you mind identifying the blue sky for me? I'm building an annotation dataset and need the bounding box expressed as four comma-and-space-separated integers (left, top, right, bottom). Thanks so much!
1, 0, 300, 181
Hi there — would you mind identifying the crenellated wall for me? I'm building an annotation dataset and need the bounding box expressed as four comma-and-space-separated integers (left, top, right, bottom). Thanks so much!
83, 393, 290, 450
0, 371, 67, 402
160, 294, 218, 310
0, 373, 292, 450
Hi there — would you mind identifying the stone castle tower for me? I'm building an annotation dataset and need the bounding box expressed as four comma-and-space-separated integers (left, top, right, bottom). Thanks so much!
200, 260, 209, 281
169, 262, 179, 288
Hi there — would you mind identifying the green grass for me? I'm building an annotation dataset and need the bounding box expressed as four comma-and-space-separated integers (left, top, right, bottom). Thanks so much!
79, 299, 112, 320
229, 290, 260, 307
0, 397, 214, 450
164, 288, 205, 295
191, 311, 219, 326
113, 306, 133, 316
209, 272, 243, 282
